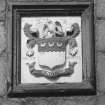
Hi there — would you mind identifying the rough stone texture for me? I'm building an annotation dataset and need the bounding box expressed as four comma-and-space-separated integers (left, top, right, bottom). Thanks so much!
0, 0, 5, 20
8, 0, 16, 2
58, 98, 96, 105
0, 98, 24, 105
95, 20, 105, 51
11, 0, 60, 2
16, 0, 33, 2
0, 22, 6, 55
43, 0, 60, 1
96, 95, 105, 105
0, 97, 97, 105
96, 52, 105, 92
0, 58, 7, 96
95, 0, 105, 18
61, 0, 92, 2
9, 0, 92, 2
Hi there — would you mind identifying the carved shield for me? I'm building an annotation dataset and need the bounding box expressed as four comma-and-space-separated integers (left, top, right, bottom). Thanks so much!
23, 21, 80, 79
37, 38, 66, 70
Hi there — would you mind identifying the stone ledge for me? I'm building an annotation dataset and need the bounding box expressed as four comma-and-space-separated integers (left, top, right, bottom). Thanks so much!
7, 0, 93, 3
0, 97, 96, 105
9, 0, 46, 1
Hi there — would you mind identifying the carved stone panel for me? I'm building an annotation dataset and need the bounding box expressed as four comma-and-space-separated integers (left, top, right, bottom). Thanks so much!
21, 17, 82, 83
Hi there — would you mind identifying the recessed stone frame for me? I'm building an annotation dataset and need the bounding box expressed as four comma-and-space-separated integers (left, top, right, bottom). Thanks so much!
7, 1, 96, 97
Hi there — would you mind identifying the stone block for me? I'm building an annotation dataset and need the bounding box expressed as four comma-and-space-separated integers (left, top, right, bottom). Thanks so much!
7, 0, 16, 2
15, 0, 60, 2
96, 52, 105, 92
61, 0, 91, 2
0, 99, 23, 105
95, 0, 105, 18
19, 97, 96, 105
0, 59, 7, 96
0, 0, 5, 20
0, 97, 96, 105
95, 20, 105, 51
16, 0, 33, 2
0, 22, 6, 55
96, 95, 105, 105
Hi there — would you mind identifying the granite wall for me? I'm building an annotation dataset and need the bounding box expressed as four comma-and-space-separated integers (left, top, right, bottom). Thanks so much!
0, 0, 105, 105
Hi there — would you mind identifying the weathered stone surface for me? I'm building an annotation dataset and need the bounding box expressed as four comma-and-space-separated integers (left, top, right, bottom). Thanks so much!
18, 97, 95, 105
0, 22, 6, 55
96, 95, 105, 105
43, 0, 60, 1
95, 0, 105, 18
61, 0, 91, 2
14, 0, 60, 2
0, 99, 24, 105
0, 1, 5, 11
8, 0, 16, 2
0, 58, 7, 96
14, 0, 92, 2
62, 97, 96, 105
16, 0, 33, 1
96, 52, 105, 92
0, 0, 5, 20
0, 96, 97, 105
95, 20, 105, 51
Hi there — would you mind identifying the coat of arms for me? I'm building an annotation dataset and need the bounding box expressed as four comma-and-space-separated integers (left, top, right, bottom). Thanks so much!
23, 19, 80, 80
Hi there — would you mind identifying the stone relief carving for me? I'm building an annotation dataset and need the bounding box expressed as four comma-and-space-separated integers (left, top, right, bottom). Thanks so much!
23, 19, 80, 80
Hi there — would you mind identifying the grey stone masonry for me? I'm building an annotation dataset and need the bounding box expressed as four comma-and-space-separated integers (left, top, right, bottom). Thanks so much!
96, 20, 105, 51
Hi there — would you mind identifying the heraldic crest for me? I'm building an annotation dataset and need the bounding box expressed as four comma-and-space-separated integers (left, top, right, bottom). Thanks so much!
23, 19, 80, 80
